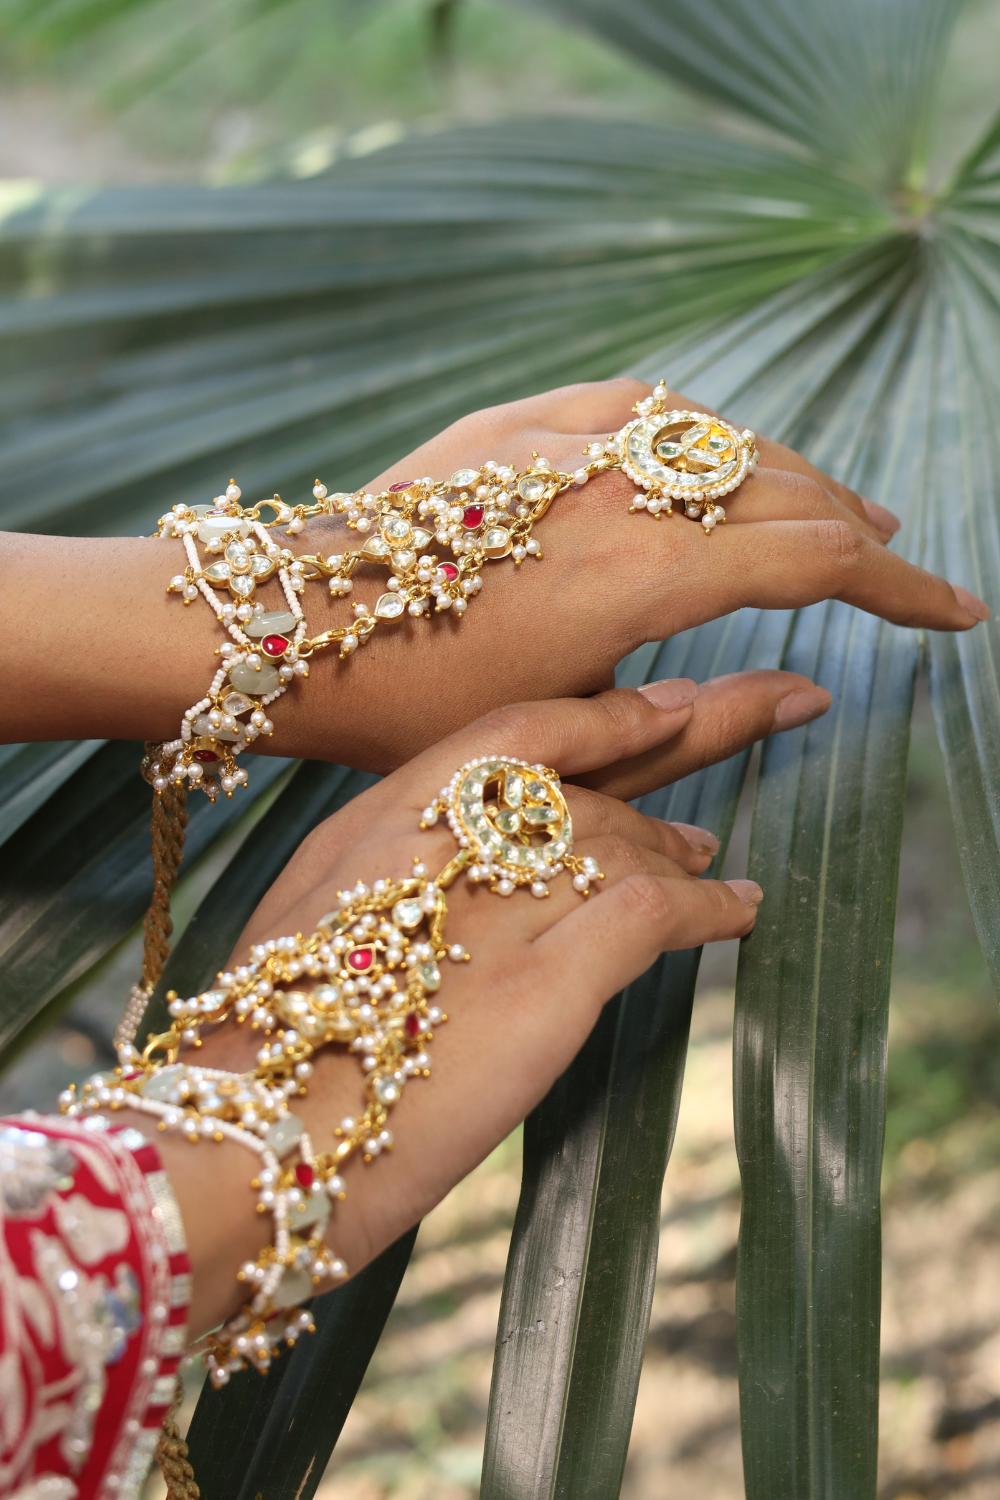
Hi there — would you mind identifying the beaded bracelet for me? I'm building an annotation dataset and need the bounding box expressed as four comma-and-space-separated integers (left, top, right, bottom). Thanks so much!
66, 756, 599, 1384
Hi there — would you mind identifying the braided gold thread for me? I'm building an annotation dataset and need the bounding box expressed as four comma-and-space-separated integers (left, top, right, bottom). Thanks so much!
140, 744, 189, 995
155, 1376, 199, 1500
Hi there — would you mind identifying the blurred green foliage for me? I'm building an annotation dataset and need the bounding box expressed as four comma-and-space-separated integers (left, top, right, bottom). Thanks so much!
885, 693, 1000, 1182
0, 0, 700, 177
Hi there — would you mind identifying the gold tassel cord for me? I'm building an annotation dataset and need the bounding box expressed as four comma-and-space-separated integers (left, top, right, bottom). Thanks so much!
155, 1376, 200, 1500
141, 745, 189, 994
138, 752, 199, 1495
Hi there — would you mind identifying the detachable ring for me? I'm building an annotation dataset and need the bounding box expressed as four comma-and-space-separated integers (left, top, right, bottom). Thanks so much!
612, 382, 758, 533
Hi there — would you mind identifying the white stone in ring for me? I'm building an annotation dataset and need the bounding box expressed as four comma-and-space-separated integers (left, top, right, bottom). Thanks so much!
450, 757, 572, 879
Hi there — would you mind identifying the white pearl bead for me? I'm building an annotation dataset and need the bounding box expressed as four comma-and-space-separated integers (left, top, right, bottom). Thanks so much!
572, 873, 590, 892
497, 879, 515, 896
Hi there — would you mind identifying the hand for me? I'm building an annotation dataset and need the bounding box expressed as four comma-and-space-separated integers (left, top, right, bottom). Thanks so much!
285, 376, 987, 768
5, 379, 986, 763
154, 681, 815, 1334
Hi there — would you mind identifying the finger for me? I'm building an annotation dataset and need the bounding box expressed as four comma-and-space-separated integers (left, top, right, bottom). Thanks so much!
563, 786, 716, 872
498, 829, 697, 943
753, 436, 900, 537
530, 872, 762, 1006
573, 433, 890, 543
392, 682, 708, 807
575, 670, 830, 801
671, 822, 721, 856
638, 519, 989, 634
718, 466, 888, 542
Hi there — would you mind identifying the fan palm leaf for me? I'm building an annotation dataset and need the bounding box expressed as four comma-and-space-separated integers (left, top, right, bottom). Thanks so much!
3, 1, 1000, 1496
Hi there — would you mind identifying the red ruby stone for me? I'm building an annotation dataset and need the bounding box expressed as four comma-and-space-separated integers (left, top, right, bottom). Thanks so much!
261, 634, 290, 658
347, 947, 374, 973
295, 1162, 315, 1188
439, 562, 459, 582
462, 504, 484, 529
193, 749, 219, 763
121, 1070, 142, 1081
388, 480, 414, 492
405, 1011, 422, 1039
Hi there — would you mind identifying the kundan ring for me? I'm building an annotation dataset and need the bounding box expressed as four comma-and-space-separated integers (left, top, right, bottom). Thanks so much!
610, 382, 758, 532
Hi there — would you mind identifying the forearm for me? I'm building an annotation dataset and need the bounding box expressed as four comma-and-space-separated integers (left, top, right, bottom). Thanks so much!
2, 522, 610, 771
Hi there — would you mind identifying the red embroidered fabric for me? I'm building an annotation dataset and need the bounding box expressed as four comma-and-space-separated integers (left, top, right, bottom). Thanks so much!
0, 1114, 191, 1500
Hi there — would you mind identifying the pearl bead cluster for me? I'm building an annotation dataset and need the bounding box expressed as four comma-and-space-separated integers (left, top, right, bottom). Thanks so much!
301, 452, 602, 647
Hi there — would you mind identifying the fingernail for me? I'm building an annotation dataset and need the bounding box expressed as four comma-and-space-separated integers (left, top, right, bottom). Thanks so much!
728, 879, 763, 906
638, 677, 698, 712
669, 821, 720, 855
772, 686, 831, 731
953, 585, 991, 622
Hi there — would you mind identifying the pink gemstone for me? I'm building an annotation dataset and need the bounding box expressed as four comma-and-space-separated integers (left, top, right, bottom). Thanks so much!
192, 749, 219, 763
347, 947, 373, 973
121, 1070, 142, 1081
295, 1162, 315, 1188
388, 480, 414, 492
439, 562, 459, 582
405, 1011, 422, 1039
261, 634, 290, 658
462, 504, 484, 529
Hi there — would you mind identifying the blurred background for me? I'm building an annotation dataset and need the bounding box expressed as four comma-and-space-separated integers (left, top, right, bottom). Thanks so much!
2, 1, 1000, 1495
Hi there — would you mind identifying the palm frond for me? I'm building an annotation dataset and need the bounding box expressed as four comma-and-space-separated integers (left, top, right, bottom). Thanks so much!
3, 2, 1000, 1497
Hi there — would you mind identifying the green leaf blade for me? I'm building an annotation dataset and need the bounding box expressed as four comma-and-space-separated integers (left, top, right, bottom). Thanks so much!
735, 603, 917, 1498
481, 608, 791, 1500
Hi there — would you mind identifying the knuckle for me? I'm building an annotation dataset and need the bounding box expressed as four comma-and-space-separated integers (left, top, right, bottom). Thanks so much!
813, 518, 867, 571
785, 472, 828, 514
470, 700, 541, 749
618, 871, 673, 925
565, 784, 618, 832
590, 833, 644, 873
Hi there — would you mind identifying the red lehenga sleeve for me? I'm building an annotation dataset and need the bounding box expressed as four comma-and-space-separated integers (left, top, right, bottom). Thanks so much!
0, 1113, 191, 1500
